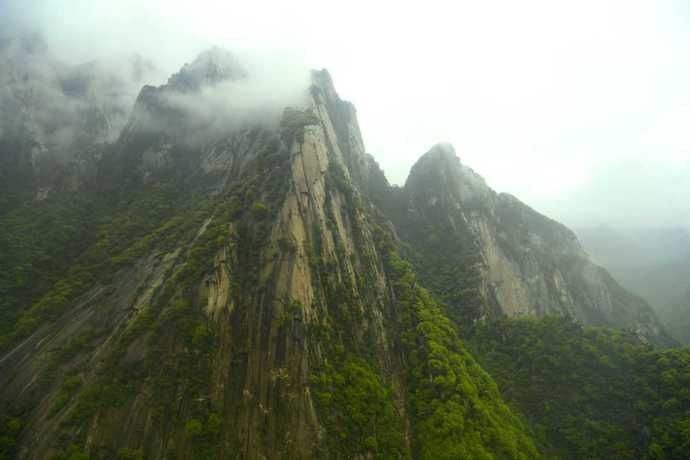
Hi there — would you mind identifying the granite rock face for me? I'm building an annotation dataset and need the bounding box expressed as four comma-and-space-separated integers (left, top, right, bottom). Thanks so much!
0, 60, 413, 458
0, 47, 674, 459
386, 144, 670, 343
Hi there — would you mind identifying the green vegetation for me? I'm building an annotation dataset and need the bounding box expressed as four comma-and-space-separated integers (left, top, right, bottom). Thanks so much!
0, 415, 22, 460
470, 316, 690, 459
66, 382, 132, 427
312, 359, 408, 459
404, 223, 486, 328
0, 195, 94, 346
52, 444, 89, 460
250, 200, 269, 218
182, 412, 223, 459
116, 448, 144, 460
0, 104, 300, 457
379, 238, 540, 459
49, 375, 83, 417
0, 184, 195, 353
11, 113, 690, 460
385, 187, 487, 328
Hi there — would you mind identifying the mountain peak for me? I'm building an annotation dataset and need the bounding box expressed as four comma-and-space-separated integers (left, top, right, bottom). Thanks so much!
167, 46, 247, 91
405, 143, 463, 191
411, 142, 459, 168
410, 143, 463, 175
402, 143, 489, 213
427, 142, 457, 158
310, 68, 333, 88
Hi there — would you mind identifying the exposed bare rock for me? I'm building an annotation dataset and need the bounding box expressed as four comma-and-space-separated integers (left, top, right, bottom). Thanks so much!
388, 143, 673, 344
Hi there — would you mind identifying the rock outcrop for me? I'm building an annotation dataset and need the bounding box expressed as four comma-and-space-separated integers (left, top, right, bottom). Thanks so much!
385, 144, 671, 343
0, 47, 673, 459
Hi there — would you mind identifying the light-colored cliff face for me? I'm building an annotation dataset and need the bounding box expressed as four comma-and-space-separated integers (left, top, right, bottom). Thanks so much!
471, 191, 586, 320
0, 67, 407, 459
393, 144, 669, 341
1, 46, 671, 459
186, 82, 400, 458
0, 57, 546, 458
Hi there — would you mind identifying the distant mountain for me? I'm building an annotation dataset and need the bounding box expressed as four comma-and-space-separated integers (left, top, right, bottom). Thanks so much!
662, 288, 690, 343
0, 33, 159, 215
577, 225, 690, 342
166, 47, 247, 91
0, 50, 538, 459
377, 145, 671, 342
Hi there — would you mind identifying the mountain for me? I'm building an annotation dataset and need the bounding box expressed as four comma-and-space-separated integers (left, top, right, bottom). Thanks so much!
378, 145, 670, 342
0, 50, 538, 459
662, 288, 690, 343
577, 226, 690, 343
166, 47, 247, 91
469, 315, 690, 459
0, 33, 159, 216
0, 47, 687, 459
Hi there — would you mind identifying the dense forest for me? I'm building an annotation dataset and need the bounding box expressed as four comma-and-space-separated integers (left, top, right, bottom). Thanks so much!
2, 39, 690, 459
471, 316, 690, 459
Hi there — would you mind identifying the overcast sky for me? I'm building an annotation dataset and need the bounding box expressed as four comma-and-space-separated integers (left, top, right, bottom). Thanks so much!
3, 0, 689, 229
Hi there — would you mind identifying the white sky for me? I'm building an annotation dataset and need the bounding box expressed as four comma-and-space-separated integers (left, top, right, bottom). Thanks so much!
4, 0, 690, 228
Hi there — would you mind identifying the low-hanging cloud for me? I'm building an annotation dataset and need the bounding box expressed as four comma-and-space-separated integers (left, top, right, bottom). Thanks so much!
1, 5, 313, 157
1, 0, 689, 232
0, 30, 163, 166
151, 49, 312, 143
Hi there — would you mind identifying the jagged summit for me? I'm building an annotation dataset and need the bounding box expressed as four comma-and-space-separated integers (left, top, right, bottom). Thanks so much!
0, 47, 682, 459
310, 68, 339, 99
407, 143, 461, 177
310, 68, 332, 87
167, 47, 247, 91
1, 49, 546, 457
405, 143, 491, 204
390, 141, 671, 342
426, 142, 457, 157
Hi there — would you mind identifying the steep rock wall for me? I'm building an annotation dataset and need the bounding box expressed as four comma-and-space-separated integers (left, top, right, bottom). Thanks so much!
387, 144, 670, 343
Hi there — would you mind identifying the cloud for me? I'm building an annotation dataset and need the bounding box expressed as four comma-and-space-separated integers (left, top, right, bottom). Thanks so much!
1, 0, 689, 229
163, 50, 310, 132
0, 30, 163, 162
157, 78, 310, 144
118, 47, 312, 148
0, 13, 310, 162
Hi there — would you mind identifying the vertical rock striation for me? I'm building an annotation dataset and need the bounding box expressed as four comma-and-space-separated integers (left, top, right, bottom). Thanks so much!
0, 47, 672, 459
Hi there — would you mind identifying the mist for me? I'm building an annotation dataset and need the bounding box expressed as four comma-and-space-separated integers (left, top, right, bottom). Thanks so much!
2, 0, 689, 230
0, 31, 163, 161
159, 50, 311, 140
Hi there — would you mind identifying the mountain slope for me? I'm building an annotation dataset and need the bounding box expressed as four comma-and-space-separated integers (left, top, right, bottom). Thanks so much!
470, 316, 690, 459
0, 53, 538, 459
379, 145, 671, 344
0, 45, 681, 459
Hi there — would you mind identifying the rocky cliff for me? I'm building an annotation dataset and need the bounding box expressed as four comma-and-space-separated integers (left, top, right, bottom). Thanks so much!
0, 50, 538, 459
383, 144, 671, 343
0, 46, 675, 459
